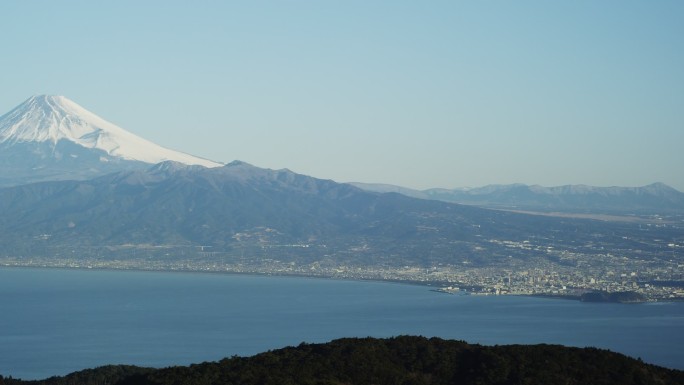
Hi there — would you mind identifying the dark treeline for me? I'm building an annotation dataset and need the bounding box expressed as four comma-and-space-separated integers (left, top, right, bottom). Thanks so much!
2, 336, 683, 385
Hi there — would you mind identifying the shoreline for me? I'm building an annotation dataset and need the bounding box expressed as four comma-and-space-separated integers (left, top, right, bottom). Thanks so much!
2, 264, 684, 379
2, 263, 682, 303
0, 263, 443, 289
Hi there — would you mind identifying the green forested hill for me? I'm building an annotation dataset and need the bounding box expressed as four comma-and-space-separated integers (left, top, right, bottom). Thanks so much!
3, 336, 683, 385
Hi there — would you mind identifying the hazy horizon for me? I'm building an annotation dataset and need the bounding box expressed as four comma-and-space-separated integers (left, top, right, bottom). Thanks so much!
2, 1, 682, 191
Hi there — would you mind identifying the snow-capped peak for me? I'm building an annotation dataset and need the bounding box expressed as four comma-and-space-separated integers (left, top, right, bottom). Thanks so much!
0, 95, 222, 167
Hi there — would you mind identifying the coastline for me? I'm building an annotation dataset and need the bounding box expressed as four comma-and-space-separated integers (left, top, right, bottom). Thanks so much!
2, 262, 681, 303
0, 263, 442, 289
2, 264, 684, 379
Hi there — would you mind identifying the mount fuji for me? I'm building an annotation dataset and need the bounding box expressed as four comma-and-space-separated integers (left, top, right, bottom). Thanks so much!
0, 95, 222, 186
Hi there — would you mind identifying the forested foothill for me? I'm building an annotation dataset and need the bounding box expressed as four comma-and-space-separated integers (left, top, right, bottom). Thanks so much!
2, 336, 683, 385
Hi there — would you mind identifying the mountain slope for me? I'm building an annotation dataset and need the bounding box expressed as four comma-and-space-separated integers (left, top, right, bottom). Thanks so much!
0, 95, 221, 186
0, 161, 677, 269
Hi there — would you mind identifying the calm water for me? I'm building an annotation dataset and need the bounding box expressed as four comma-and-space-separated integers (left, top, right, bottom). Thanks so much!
1, 268, 683, 380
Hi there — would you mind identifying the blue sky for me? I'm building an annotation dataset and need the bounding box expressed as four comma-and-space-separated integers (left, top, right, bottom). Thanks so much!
1, 1, 683, 190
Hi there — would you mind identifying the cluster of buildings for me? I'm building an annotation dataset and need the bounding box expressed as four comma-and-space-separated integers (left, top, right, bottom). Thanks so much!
2, 240, 683, 302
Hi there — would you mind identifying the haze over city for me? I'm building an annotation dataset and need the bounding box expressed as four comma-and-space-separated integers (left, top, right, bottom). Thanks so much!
1, 1, 682, 190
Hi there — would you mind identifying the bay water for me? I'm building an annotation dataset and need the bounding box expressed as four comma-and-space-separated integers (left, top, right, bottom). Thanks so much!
1, 267, 683, 380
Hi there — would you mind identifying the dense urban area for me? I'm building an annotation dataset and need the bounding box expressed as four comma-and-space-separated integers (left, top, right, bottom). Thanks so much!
2, 225, 682, 303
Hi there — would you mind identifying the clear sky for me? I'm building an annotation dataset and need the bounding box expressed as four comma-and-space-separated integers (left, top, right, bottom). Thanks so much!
1, 1, 682, 190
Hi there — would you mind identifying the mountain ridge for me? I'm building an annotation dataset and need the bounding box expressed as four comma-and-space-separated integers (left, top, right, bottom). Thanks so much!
0, 161, 678, 272
350, 181, 684, 214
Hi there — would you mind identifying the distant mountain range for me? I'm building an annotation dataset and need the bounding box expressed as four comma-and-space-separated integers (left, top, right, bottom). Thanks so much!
0, 160, 678, 269
0, 95, 680, 271
350, 182, 684, 214
1, 95, 680, 215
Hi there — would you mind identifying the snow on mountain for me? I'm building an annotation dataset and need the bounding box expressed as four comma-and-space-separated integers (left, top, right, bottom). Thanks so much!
0, 95, 222, 167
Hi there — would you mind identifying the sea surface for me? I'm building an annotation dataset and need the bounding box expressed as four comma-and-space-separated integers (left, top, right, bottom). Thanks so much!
1, 267, 683, 380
